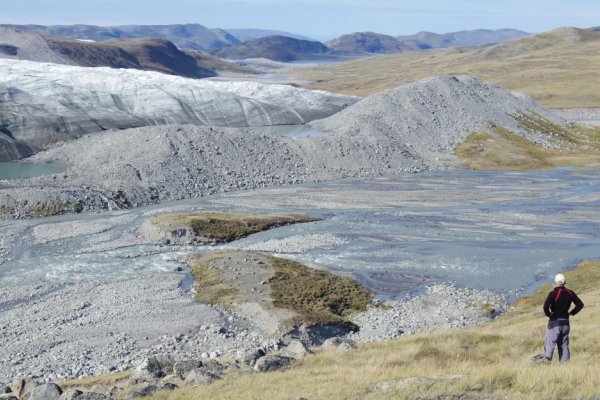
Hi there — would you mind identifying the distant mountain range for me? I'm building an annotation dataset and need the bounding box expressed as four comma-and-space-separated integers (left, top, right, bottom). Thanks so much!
0, 23, 239, 51
0, 28, 252, 77
225, 29, 313, 42
212, 36, 331, 62
0, 24, 529, 61
327, 29, 529, 55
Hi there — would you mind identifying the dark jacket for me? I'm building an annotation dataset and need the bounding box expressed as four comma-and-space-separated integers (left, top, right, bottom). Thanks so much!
543, 286, 584, 326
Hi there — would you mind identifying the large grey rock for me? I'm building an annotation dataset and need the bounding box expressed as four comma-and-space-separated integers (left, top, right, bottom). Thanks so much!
322, 337, 356, 351
184, 369, 221, 385
11, 377, 37, 399
236, 348, 265, 366
59, 389, 113, 400
29, 383, 63, 400
254, 355, 293, 372
173, 359, 202, 379
281, 340, 311, 358
125, 385, 157, 399
130, 355, 175, 383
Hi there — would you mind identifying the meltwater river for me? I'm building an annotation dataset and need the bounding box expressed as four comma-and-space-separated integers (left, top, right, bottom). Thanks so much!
1, 168, 599, 298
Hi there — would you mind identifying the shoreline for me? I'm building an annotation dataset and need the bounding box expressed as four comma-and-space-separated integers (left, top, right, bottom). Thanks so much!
0, 266, 510, 386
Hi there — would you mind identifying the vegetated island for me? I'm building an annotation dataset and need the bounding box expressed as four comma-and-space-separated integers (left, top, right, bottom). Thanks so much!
140, 212, 319, 245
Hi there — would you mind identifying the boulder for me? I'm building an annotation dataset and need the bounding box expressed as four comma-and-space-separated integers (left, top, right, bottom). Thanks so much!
236, 348, 265, 366
0, 386, 11, 394
322, 337, 356, 351
160, 383, 178, 391
184, 370, 221, 385
173, 359, 203, 379
59, 389, 113, 400
29, 383, 63, 400
281, 340, 311, 358
130, 355, 175, 383
125, 385, 157, 399
254, 355, 293, 372
11, 377, 37, 399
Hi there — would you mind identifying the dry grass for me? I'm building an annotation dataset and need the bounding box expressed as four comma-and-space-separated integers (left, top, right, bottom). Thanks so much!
292, 28, 600, 108
455, 112, 600, 171
149, 260, 600, 400
60, 370, 132, 389
186, 251, 240, 304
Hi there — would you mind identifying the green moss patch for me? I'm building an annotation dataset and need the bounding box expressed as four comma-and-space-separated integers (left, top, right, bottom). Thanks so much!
268, 256, 372, 326
151, 212, 319, 244
30, 201, 83, 217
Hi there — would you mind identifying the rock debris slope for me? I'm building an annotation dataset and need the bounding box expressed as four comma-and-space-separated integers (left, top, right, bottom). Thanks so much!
309, 75, 563, 169
0, 75, 569, 216
0, 59, 356, 160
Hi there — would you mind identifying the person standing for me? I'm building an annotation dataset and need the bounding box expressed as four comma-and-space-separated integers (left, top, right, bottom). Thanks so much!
543, 273, 584, 362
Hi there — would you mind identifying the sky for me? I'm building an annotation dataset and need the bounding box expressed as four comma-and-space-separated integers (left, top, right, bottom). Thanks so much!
2, 0, 600, 40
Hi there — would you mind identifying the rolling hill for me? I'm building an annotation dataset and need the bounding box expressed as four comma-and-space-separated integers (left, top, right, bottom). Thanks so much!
294, 27, 600, 108
0, 23, 240, 52
0, 28, 253, 77
212, 35, 331, 61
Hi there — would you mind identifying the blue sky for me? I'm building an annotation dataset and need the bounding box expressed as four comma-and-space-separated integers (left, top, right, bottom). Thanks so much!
2, 0, 600, 40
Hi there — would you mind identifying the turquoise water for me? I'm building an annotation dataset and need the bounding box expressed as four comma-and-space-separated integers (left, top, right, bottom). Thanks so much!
1, 168, 599, 299
0, 161, 66, 180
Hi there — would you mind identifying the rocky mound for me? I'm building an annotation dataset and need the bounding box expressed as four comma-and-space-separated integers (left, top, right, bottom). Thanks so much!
309, 75, 565, 169
0, 59, 356, 160
0, 76, 570, 217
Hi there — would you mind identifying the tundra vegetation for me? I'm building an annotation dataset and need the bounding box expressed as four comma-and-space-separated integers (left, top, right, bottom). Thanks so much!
294, 28, 600, 108
148, 212, 319, 244
455, 112, 600, 170
145, 260, 600, 400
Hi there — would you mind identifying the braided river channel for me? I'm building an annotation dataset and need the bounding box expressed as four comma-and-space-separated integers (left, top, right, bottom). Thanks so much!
1, 168, 600, 298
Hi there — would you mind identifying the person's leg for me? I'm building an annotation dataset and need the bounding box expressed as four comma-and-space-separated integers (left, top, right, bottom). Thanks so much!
559, 325, 570, 362
545, 327, 558, 360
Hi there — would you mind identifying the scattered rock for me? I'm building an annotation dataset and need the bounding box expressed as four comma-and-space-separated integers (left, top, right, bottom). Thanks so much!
125, 385, 158, 399
59, 389, 113, 400
254, 356, 293, 372
322, 337, 356, 351
236, 348, 265, 366
184, 370, 221, 385
173, 359, 202, 379
29, 383, 63, 400
281, 340, 311, 358
130, 356, 175, 383
160, 383, 178, 391
466, 383, 485, 392
0, 386, 11, 394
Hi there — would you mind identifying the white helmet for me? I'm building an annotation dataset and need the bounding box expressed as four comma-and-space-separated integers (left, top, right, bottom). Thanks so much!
554, 273, 566, 285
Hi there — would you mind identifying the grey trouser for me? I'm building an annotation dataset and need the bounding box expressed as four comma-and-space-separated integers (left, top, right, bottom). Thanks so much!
545, 321, 570, 362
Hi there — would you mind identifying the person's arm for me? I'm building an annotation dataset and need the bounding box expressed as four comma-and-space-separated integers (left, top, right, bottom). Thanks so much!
570, 292, 584, 316
543, 291, 554, 317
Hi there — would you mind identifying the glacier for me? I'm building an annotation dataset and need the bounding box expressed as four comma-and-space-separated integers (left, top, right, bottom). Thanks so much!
0, 59, 357, 161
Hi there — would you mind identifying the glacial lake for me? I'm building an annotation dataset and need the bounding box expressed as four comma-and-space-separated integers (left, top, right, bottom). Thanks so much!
1, 168, 599, 299
0, 161, 66, 180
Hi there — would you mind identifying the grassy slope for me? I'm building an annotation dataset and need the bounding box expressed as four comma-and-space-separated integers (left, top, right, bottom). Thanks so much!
455, 113, 600, 170
293, 28, 600, 108
149, 260, 600, 400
